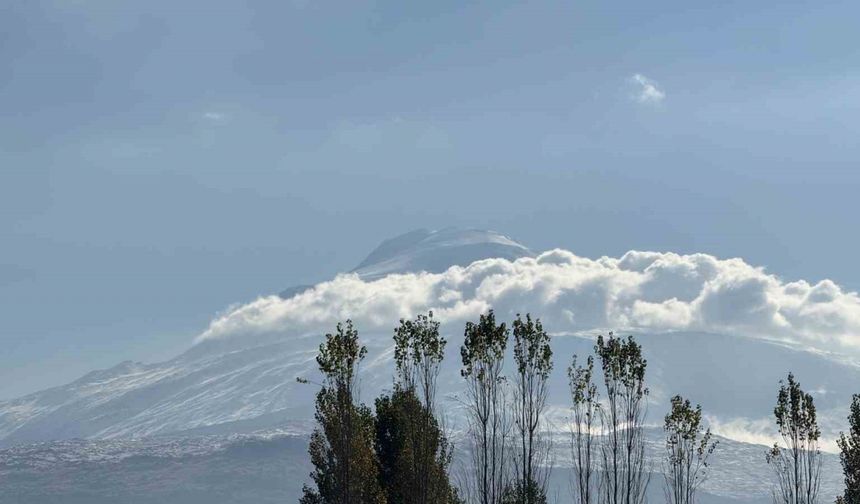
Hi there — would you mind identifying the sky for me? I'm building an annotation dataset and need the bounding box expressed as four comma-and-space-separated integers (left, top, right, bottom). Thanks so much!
1, 0, 859, 399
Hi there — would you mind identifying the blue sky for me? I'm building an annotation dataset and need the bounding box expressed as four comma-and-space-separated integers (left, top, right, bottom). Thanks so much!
1, 0, 859, 398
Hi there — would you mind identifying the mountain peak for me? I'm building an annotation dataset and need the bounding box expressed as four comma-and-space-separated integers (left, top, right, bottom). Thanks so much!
279, 228, 532, 298
350, 228, 533, 280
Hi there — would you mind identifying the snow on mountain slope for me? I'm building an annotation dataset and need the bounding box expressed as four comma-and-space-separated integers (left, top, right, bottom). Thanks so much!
351, 227, 533, 279
1, 228, 532, 445
1, 228, 859, 501
278, 228, 532, 297
0, 427, 842, 504
1, 329, 857, 454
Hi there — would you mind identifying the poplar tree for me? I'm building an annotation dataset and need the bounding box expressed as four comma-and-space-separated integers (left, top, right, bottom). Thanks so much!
300, 320, 386, 504
595, 333, 650, 504
569, 354, 599, 504
507, 313, 553, 504
460, 310, 511, 504
837, 395, 860, 504
662, 395, 717, 504
375, 312, 460, 504
766, 373, 821, 504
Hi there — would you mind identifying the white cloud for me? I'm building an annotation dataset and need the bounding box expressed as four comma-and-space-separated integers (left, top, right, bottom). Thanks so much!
202, 111, 228, 123
196, 249, 860, 359
630, 73, 666, 104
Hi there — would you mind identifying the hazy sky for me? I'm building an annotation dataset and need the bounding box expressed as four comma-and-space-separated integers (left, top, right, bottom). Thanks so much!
2, 0, 859, 398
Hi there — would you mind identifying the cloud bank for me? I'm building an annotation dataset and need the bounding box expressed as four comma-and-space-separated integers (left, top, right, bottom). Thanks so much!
197, 249, 860, 357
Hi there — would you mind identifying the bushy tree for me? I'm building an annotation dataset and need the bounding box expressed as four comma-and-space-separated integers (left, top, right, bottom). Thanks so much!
662, 395, 717, 504
510, 313, 553, 504
766, 373, 821, 504
838, 395, 860, 504
460, 310, 511, 504
375, 388, 460, 504
300, 320, 386, 504
501, 479, 548, 504
569, 355, 599, 504
375, 312, 460, 504
595, 333, 650, 504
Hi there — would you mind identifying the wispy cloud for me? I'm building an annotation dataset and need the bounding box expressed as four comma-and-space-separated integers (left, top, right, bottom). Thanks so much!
202, 111, 228, 124
630, 73, 666, 104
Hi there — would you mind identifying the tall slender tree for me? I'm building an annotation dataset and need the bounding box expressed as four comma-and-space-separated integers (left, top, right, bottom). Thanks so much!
595, 333, 650, 504
766, 373, 821, 504
300, 320, 386, 504
460, 310, 511, 504
507, 313, 553, 504
569, 354, 599, 504
662, 395, 717, 504
837, 395, 860, 504
375, 312, 460, 504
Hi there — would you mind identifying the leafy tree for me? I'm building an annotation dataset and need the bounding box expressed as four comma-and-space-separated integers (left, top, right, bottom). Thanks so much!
375, 388, 460, 504
766, 373, 821, 504
662, 395, 717, 504
300, 320, 386, 504
460, 310, 511, 504
569, 354, 599, 504
595, 333, 650, 504
501, 479, 548, 504
837, 394, 860, 504
375, 312, 460, 504
510, 313, 553, 504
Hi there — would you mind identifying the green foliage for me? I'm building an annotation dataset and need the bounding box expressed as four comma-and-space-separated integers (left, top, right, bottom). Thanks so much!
374, 388, 461, 504
662, 395, 717, 504
461, 309, 508, 380
316, 320, 368, 395
766, 372, 821, 504
838, 395, 860, 504
512, 314, 553, 381
501, 480, 548, 504
460, 309, 511, 504
301, 320, 386, 504
569, 354, 599, 504
394, 311, 446, 393
595, 333, 647, 396
511, 313, 553, 504
594, 333, 650, 504
375, 311, 460, 504
773, 373, 820, 444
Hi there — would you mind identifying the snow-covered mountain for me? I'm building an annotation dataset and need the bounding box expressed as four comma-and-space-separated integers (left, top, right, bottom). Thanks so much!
279, 228, 533, 298
0, 228, 857, 502
350, 227, 534, 279
0, 228, 533, 445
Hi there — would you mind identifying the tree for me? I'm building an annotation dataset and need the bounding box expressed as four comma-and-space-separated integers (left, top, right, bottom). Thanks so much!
569, 354, 599, 504
510, 313, 553, 504
662, 395, 717, 504
375, 312, 460, 504
501, 479, 547, 504
300, 320, 386, 504
393, 311, 446, 414
837, 394, 860, 504
595, 333, 650, 504
375, 388, 460, 504
460, 310, 511, 504
766, 372, 821, 504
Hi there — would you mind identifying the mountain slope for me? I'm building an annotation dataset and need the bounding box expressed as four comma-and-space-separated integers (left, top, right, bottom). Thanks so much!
1, 330, 856, 452
0, 228, 856, 502
351, 227, 533, 279
0, 427, 841, 504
